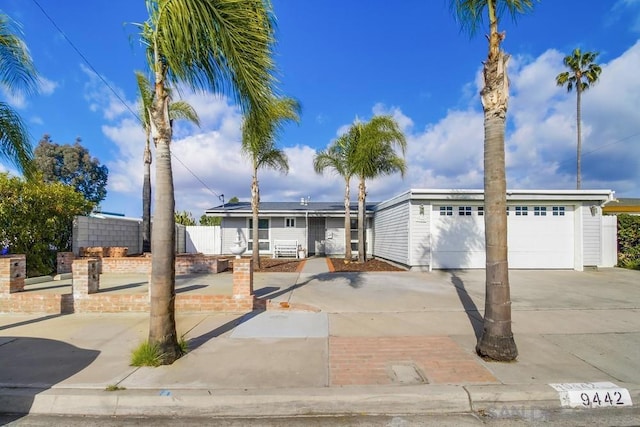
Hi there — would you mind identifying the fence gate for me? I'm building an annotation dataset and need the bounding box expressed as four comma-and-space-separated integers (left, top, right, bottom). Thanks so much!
185, 226, 221, 255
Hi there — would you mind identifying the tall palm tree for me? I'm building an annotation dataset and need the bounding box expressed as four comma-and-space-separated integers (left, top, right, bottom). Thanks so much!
138, 0, 276, 364
135, 71, 200, 253
313, 136, 356, 260
451, 0, 535, 361
555, 48, 602, 190
0, 13, 37, 178
348, 116, 407, 263
242, 97, 300, 269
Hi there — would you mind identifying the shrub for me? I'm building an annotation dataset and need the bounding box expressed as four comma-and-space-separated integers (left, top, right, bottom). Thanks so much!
617, 214, 640, 269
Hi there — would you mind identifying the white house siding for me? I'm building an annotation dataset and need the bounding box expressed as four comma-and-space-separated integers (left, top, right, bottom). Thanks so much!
582, 204, 602, 266
221, 217, 247, 254
373, 199, 410, 266
270, 216, 306, 247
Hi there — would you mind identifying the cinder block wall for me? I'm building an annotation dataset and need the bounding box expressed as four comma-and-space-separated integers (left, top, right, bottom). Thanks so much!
73, 216, 143, 256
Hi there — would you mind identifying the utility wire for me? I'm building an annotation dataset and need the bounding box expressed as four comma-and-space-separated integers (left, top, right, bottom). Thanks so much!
30, 0, 223, 200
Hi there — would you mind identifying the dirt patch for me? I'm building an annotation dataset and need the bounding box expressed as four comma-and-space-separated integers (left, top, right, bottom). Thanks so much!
230, 257, 303, 273
329, 258, 405, 272
228, 257, 404, 273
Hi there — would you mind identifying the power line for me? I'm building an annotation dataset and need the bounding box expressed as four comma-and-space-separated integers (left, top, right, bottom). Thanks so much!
30, 0, 224, 200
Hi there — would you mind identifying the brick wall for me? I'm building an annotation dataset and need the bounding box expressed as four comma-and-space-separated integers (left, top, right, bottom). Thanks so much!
56, 252, 74, 274
0, 255, 26, 293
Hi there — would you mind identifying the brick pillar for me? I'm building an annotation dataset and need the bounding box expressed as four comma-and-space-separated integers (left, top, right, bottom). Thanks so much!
72, 258, 100, 296
57, 252, 75, 274
232, 259, 254, 297
0, 255, 26, 293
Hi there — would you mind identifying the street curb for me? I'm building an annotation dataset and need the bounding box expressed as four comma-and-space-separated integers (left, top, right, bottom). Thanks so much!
2, 384, 637, 417
2, 385, 470, 416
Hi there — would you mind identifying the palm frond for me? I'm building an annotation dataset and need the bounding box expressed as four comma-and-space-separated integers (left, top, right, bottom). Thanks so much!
0, 13, 38, 95
144, 0, 276, 114
0, 102, 34, 177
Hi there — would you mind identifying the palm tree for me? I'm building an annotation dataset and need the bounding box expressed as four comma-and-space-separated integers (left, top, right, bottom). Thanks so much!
450, 0, 535, 361
242, 97, 300, 269
348, 116, 407, 263
0, 13, 38, 178
313, 136, 356, 260
555, 48, 602, 190
138, 0, 276, 364
135, 71, 200, 253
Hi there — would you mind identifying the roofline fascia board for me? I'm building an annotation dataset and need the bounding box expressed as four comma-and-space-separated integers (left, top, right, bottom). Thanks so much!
404, 189, 615, 203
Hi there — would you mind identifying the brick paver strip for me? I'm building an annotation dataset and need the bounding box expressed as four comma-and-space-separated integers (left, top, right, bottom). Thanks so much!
329, 336, 497, 386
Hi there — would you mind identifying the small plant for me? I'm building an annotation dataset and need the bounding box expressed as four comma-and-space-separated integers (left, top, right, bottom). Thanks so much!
105, 384, 126, 391
130, 341, 162, 367
130, 339, 189, 367
178, 336, 189, 354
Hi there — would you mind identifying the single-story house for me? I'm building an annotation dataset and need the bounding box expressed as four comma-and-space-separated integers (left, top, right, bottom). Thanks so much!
205, 200, 376, 257
205, 189, 617, 271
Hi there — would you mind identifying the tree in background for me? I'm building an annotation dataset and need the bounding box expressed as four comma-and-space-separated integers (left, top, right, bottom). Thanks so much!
555, 48, 602, 189
228, 196, 240, 204
0, 172, 92, 276
314, 136, 356, 260
345, 116, 407, 263
450, 0, 535, 361
135, 71, 200, 253
174, 210, 196, 226
0, 12, 38, 178
242, 97, 300, 268
34, 135, 108, 205
199, 215, 221, 226
137, 0, 276, 364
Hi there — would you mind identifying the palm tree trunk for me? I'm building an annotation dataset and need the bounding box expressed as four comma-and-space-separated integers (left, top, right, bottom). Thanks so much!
142, 135, 152, 253
344, 178, 352, 260
576, 84, 582, 190
357, 177, 366, 263
251, 171, 261, 269
475, 16, 517, 362
148, 64, 180, 365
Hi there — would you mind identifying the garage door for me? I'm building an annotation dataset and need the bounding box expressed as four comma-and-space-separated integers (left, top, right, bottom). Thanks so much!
430, 205, 574, 269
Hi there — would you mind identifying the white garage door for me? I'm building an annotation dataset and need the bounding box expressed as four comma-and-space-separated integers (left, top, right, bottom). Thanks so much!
431, 205, 574, 269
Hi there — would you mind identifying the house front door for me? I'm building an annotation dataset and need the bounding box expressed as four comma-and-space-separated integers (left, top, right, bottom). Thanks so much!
308, 217, 326, 256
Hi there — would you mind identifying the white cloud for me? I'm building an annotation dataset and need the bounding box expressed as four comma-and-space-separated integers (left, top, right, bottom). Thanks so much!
80, 63, 134, 121
99, 41, 640, 217
38, 76, 58, 96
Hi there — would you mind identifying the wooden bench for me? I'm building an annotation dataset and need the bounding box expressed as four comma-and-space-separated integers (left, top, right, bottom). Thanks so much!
273, 240, 299, 258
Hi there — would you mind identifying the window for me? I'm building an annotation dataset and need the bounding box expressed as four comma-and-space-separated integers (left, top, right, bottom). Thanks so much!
506, 207, 510, 216
284, 217, 296, 228
248, 218, 270, 252
534, 206, 547, 216
515, 206, 528, 216
553, 206, 565, 216
477, 206, 484, 216
458, 206, 472, 216
439, 206, 453, 216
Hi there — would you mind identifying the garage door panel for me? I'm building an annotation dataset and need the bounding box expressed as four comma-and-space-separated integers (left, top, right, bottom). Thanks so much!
431, 205, 574, 269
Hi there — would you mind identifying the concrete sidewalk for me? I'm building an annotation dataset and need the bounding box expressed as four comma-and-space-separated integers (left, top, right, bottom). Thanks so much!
0, 267, 639, 418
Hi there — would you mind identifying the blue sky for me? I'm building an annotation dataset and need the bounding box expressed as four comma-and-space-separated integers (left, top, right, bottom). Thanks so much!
2, 0, 640, 218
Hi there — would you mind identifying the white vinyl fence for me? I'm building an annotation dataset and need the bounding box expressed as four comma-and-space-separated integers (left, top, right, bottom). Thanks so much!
602, 215, 618, 267
185, 226, 221, 255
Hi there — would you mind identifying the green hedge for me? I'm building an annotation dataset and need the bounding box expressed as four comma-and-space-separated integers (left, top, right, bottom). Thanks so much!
617, 214, 640, 270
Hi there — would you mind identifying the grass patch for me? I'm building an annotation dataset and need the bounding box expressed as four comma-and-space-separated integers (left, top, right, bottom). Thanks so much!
105, 384, 126, 391
130, 338, 189, 367
179, 336, 189, 354
130, 341, 163, 367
